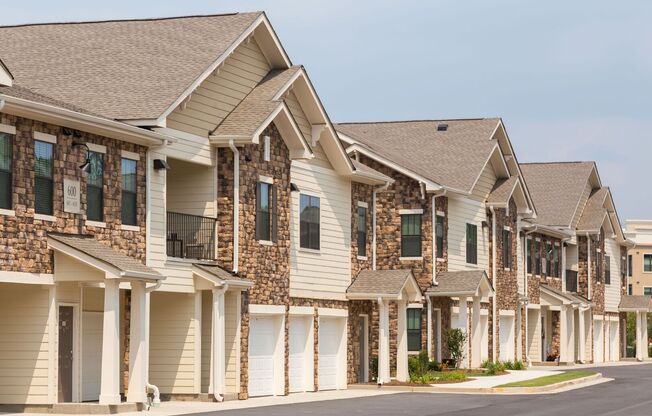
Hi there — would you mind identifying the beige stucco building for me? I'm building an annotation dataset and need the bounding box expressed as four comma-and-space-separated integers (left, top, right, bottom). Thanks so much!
624, 220, 652, 296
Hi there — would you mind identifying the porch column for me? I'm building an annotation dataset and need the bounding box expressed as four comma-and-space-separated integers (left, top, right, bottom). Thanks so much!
127, 281, 147, 403
377, 299, 390, 384
578, 309, 586, 363
559, 305, 572, 363
458, 298, 468, 368
645, 312, 650, 360
396, 300, 408, 382
471, 297, 481, 368
99, 278, 121, 405
212, 288, 226, 400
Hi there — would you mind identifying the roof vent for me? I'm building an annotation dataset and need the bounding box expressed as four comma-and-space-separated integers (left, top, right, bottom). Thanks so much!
437, 123, 448, 132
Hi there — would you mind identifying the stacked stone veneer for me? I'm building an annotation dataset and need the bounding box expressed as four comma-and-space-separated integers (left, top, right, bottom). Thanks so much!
0, 113, 147, 273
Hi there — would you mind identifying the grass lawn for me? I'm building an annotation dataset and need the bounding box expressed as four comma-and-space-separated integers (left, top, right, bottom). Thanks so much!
495, 371, 596, 388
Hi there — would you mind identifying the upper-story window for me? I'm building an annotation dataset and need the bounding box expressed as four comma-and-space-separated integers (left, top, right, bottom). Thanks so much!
121, 158, 137, 226
605, 255, 611, 284
544, 241, 552, 276
552, 244, 560, 277
357, 206, 367, 257
644, 254, 652, 272
526, 238, 532, 274
628, 284, 633, 295
628, 255, 633, 276
534, 239, 542, 275
436, 214, 445, 259
466, 223, 477, 264
300, 194, 320, 250
596, 251, 603, 281
87, 151, 103, 222
0, 132, 12, 210
35, 140, 54, 215
502, 229, 511, 269
644, 287, 652, 296
401, 214, 422, 257
256, 181, 276, 242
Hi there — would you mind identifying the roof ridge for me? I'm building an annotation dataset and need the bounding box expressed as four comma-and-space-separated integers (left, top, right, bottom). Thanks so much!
520, 161, 595, 166
0, 11, 261, 29
335, 117, 498, 126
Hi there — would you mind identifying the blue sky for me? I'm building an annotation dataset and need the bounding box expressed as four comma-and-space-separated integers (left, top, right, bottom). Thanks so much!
3, 1, 651, 220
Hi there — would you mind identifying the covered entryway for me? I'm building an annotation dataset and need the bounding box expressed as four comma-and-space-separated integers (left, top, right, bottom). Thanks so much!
288, 309, 314, 393
619, 295, 652, 361
247, 305, 285, 397
539, 284, 588, 363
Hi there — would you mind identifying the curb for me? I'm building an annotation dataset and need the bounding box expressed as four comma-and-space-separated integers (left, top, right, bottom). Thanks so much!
349, 373, 605, 394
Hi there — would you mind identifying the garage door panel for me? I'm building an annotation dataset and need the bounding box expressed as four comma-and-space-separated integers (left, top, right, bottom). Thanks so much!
318, 318, 343, 391
248, 316, 276, 397
289, 317, 309, 393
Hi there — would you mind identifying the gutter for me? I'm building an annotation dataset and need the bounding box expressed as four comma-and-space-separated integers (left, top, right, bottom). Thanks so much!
229, 140, 240, 274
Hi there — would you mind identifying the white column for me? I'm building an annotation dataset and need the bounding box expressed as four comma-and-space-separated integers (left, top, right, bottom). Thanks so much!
644, 313, 649, 360
396, 301, 408, 382
377, 299, 390, 384
100, 278, 121, 405
458, 298, 468, 368
193, 292, 202, 394
471, 297, 481, 368
426, 297, 433, 360
212, 288, 226, 400
578, 309, 586, 363
127, 281, 147, 403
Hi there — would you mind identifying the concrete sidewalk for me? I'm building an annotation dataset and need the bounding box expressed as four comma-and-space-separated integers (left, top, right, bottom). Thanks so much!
431, 370, 560, 389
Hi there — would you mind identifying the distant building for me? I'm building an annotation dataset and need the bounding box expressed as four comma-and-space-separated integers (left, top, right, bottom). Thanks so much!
624, 220, 652, 296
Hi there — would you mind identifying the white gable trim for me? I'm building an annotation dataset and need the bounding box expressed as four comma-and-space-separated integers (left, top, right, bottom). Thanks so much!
0, 59, 13, 87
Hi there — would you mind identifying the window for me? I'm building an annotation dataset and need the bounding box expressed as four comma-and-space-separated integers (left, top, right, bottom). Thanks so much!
357, 206, 367, 257
466, 223, 477, 264
526, 238, 532, 274
605, 255, 611, 285
407, 308, 422, 352
87, 151, 103, 221
0, 132, 12, 209
544, 241, 552, 276
401, 214, 422, 257
644, 287, 652, 296
263, 135, 271, 162
502, 229, 511, 269
628, 255, 633, 276
644, 254, 652, 272
34, 140, 54, 215
552, 244, 560, 278
628, 284, 633, 295
121, 158, 137, 226
256, 182, 277, 241
596, 251, 603, 282
300, 194, 320, 250
534, 240, 541, 275
436, 214, 445, 259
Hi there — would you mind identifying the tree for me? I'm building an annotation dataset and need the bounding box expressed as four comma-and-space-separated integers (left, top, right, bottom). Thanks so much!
445, 328, 468, 369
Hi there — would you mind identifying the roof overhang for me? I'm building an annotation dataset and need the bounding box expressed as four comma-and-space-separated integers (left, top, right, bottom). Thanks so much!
0, 93, 172, 147
539, 285, 585, 307
346, 272, 423, 302
486, 177, 530, 214
426, 271, 495, 298
192, 264, 253, 291
210, 102, 313, 159
0, 59, 13, 87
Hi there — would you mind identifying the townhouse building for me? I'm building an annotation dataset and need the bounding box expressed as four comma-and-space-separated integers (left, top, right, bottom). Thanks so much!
623, 220, 652, 295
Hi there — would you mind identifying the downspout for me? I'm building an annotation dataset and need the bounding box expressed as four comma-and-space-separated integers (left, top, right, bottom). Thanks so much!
489, 206, 497, 362
144, 281, 162, 407
372, 182, 390, 270
229, 140, 240, 273
212, 283, 229, 402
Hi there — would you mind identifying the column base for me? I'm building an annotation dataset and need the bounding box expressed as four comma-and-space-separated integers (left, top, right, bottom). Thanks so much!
99, 394, 122, 405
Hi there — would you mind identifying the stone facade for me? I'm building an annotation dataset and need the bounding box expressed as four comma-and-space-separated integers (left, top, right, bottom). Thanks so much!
577, 231, 606, 314
0, 113, 147, 273
350, 182, 374, 278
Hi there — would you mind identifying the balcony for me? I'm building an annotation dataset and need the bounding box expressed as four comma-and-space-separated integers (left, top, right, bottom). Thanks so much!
565, 270, 578, 293
166, 211, 217, 261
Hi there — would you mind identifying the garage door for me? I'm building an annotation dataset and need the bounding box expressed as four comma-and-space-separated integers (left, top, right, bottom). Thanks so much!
318, 318, 342, 390
593, 319, 604, 363
248, 316, 277, 397
499, 315, 515, 361
289, 317, 309, 393
609, 320, 619, 362
82, 311, 103, 402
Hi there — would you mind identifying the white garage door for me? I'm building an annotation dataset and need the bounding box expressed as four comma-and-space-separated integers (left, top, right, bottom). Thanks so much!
499, 315, 515, 361
318, 318, 342, 390
82, 311, 103, 402
593, 319, 604, 363
248, 316, 277, 397
609, 320, 619, 362
289, 317, 309, 393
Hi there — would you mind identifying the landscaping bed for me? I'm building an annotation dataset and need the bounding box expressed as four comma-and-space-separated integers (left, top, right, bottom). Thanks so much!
495, 370, 597, 388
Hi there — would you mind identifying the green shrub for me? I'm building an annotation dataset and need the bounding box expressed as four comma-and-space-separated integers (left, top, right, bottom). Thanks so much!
445, 328, 468, 369
408, 350, 431, 379
512, 360, 525, 370
480, 359, 491, 369
485, 361, 506, 375
503, 360, 514, 370
438, 371, 467, 381
370, 356, 378, 381
428, 360, 441, 372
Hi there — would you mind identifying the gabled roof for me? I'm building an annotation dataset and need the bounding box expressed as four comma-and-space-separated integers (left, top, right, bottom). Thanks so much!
540, 284, 590, 306
426, 270, 494, 297
577, 187, 610, 233
336, 118, 502, 193
47, 233, 162, 281
351, 159, 394, 185
520, 161, 599, 228
0, 12, 285, 121
619, 295, 652, 312
192, 263, 252, 289
347, 269, 422, 301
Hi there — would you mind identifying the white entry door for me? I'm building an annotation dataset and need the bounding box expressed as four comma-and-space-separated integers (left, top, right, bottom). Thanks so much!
480, 315, 489, 362
318, 318, 343, 390
248, 316, 277, 397
289, 317, 309, 393
593, 319, 604, 363
499, 315, 515, 361
81, 311, 103, 402
609, 320, 619, 362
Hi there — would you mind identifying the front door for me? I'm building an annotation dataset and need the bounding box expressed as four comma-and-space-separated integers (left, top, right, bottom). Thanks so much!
58, 306, 74, 402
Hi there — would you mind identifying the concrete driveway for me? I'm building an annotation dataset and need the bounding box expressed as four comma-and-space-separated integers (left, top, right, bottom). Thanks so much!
183, 363, 652, 416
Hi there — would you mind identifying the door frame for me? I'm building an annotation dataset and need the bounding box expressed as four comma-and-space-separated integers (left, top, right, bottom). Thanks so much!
358, 314, 369, 383
57, 302, 81, 403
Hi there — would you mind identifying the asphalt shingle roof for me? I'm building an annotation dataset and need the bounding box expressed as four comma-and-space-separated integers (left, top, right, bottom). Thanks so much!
487, 176, 518, 205
336, 118, 501, 192
193, 263, 251, 283
0, 13, 262, 120
347, 269, 415, 297
426, 270, 491, 296
520, 162, 596, 227
619, 295, 652, 311
577, 187, 609, 232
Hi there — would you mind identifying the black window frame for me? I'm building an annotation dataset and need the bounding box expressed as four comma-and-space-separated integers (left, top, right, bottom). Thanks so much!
86, 151, 104, 222
466, 223, 478, 264
407, 308, 422, 352
34, 140, 54, 215
121, 158, 137, 226
534, 239, 542, 276
300, 194, 320, 250
644, 254, 652, 273
502, 229, 511, 269
357, 205, 367, 257
628, 255, 633, 277
644, 287, 652, 296
596, 251, 603, 282
605, 255, 611, 285
256, 181, 277, 242
0, 132, 12, 210
401, 214, 422, 258
526, 238, 533, 274
435, 214, 445, 259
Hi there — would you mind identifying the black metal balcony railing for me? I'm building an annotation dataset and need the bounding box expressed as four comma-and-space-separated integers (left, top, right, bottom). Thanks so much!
167, 211, 217, 261
566, 270, 578, 293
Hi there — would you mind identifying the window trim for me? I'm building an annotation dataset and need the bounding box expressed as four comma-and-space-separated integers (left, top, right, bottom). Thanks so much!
401, 213, 422, 258
466, 223, 478, 265
34, 139, 54, 216
299, 193, 321, 251
502, 228, 511, 270
407, 308, 422, 352
86, 150, 104, 222
120, 157, 138, 226
357, 205, 367, 258
643, 254, 652, 273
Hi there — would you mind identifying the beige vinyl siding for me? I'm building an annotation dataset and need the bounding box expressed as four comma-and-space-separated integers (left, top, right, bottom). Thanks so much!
571, 182, 592, 229
201, 291, 211, 393
148, 149, 168, 270
162, 133, 213, 167
447, 197, 489, 273
471, 160, 497, 201
166, 158, 216, 217
0, 283, 50, 404
289, 160, 351, 300
604, 238, 621, 312
166, 39, 270, 138
150, 292, 196, 394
